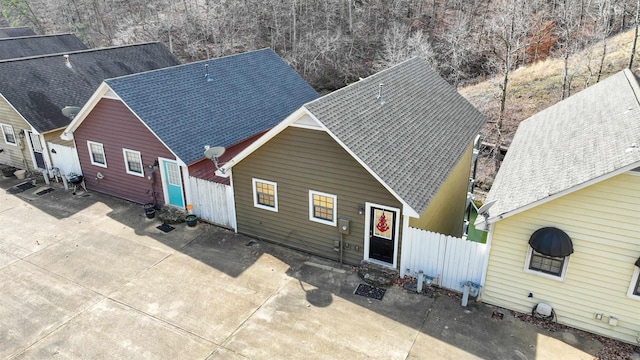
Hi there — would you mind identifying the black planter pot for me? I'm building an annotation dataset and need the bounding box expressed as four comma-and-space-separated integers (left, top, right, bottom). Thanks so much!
144, 208, 156, 219
185, 214, 197, 227
143, 202, 155, 210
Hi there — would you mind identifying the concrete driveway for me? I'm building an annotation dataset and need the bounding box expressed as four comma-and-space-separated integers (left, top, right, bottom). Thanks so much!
0, 174, 605, 359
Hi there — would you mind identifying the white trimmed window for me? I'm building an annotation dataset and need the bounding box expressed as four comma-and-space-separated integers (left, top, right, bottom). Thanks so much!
87, 141, 107, 167
309, 190, 337, 226
1, 124, 16, 145
123, 149, 143, 177
628, 267, 640, 300
252, 178, 278, 212
524, 248, 569, 281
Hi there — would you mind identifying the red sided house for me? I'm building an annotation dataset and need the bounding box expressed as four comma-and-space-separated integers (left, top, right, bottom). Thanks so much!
62, 48, 318, 228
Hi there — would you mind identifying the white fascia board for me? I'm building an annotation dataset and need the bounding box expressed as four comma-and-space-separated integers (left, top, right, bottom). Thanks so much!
220, 105, 421, 218
219, 107, 310, 172
114, 88, 184, 165
61, 83, 184, 165
60, 82, 110, 140
486, 160, 640, 224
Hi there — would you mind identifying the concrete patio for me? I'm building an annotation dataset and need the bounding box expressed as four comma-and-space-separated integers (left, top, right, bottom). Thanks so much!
0, 172, 612, 359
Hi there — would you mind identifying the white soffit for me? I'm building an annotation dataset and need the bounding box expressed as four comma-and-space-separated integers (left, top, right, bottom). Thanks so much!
104, 88, 120, 100
291, 114, 322, 130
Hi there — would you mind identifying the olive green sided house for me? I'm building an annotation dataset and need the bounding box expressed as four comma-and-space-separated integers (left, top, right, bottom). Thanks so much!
475, 69, 640, 344
217, 58, 486, 269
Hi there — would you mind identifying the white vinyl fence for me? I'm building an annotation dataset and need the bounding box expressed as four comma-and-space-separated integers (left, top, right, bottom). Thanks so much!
400, 227, 488, 292
188, 177, 236, 230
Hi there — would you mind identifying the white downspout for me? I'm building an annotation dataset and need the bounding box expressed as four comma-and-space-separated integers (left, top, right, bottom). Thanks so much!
477, 223, 494, 302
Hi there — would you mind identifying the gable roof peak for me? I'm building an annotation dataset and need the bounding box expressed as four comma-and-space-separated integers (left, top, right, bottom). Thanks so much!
484, 69, 640, 222
302, 57, 485, 214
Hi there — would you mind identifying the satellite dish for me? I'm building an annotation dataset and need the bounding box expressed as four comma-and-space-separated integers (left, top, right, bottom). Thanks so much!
204, 146, 226, 173
477, 200, 497, 216
62, 106, 82, 119
204, 146, 226, 160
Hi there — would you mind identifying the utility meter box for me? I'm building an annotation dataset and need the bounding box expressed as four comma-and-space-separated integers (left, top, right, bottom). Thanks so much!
338, 218, 350, 234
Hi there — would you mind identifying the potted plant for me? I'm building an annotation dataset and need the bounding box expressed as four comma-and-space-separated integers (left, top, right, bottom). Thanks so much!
185, 214, 198, 227
143, 203, 156, 219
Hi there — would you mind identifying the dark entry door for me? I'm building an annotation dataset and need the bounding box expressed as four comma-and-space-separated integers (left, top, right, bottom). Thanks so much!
28, 131, 45, 169
368, 205, 398, 264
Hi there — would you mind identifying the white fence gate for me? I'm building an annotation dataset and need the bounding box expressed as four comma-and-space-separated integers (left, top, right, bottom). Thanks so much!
400, 227, 488, 292
188, 177, 236, 230
47, 142, 82, 176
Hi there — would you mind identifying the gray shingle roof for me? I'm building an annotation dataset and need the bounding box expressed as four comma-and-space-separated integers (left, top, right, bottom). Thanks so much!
485, 69, 640, 220
304, 58, 486, 214
0, 27, 36, 38
0, 34, 87, 60
106, 48, 319, 165
0, 42, 179, 133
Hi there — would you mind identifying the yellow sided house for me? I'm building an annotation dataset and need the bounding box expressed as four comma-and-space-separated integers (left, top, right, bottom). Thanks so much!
476, 69, 640, 344
217, 57, 485, 270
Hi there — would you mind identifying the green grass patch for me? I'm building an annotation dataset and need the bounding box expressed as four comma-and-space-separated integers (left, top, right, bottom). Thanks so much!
467, 208, 488, 244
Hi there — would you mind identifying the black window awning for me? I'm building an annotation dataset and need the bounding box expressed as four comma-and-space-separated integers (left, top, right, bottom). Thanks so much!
528, 227, 574, 257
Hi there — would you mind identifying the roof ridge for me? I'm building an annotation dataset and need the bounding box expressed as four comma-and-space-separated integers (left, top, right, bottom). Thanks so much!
304, 57, 422, 107
105, 48, 274, 83
0, 26, 32, 30
0, 42, 162, 63
0, 33, 77, 41
622, 68, 640, 107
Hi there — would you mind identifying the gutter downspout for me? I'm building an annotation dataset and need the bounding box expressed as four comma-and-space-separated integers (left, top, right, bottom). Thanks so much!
477, 223, 494, 302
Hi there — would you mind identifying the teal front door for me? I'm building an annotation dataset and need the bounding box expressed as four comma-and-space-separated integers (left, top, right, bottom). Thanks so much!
160, 158, 184, 208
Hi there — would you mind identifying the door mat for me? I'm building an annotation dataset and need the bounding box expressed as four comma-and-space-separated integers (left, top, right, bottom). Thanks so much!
156, 223, 175, 233
7, 182, 35, 194
354, 284, 386, 301
36, 188, 54, 196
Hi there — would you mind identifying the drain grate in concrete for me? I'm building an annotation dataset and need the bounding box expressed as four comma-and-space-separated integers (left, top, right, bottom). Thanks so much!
354, 283, 386, 301
7, 182, 35, 194
156, 223, 175, 233
491, 311, 504, 320
36, 188, 54, 196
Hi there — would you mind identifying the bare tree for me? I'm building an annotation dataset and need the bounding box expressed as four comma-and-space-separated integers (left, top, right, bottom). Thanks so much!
629, 0, 640, 69
555, 0, 584, 99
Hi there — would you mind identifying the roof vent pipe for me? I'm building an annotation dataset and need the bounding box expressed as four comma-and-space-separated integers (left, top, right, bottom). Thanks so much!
204, 63, 212, 82
377, 83, 385, 105
64, 54, 71, 69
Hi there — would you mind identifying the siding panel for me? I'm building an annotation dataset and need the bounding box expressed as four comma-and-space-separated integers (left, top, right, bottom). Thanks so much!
483, 173, 640, 344
74, 98, 175, 205
0, 99, 34, 169
233, 127, 402, 265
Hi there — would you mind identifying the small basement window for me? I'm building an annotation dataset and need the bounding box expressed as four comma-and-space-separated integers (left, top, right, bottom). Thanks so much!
529, 250, 565, 276
1, 124, 16, 145
87, 141, 107, 168
252, 178, 278, 212
309, 190, 337, 226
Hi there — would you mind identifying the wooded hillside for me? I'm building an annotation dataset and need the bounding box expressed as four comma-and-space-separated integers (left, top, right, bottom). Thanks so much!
3, 0, 640, 187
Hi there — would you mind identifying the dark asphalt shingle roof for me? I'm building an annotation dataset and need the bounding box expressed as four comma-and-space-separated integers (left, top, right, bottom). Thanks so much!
304, 58, 486, 214
485, 69, 640, 219
0, 42, 180, 133
106, 48, 319, 165
0, 34, 87, 60
0, 26, 36, 38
